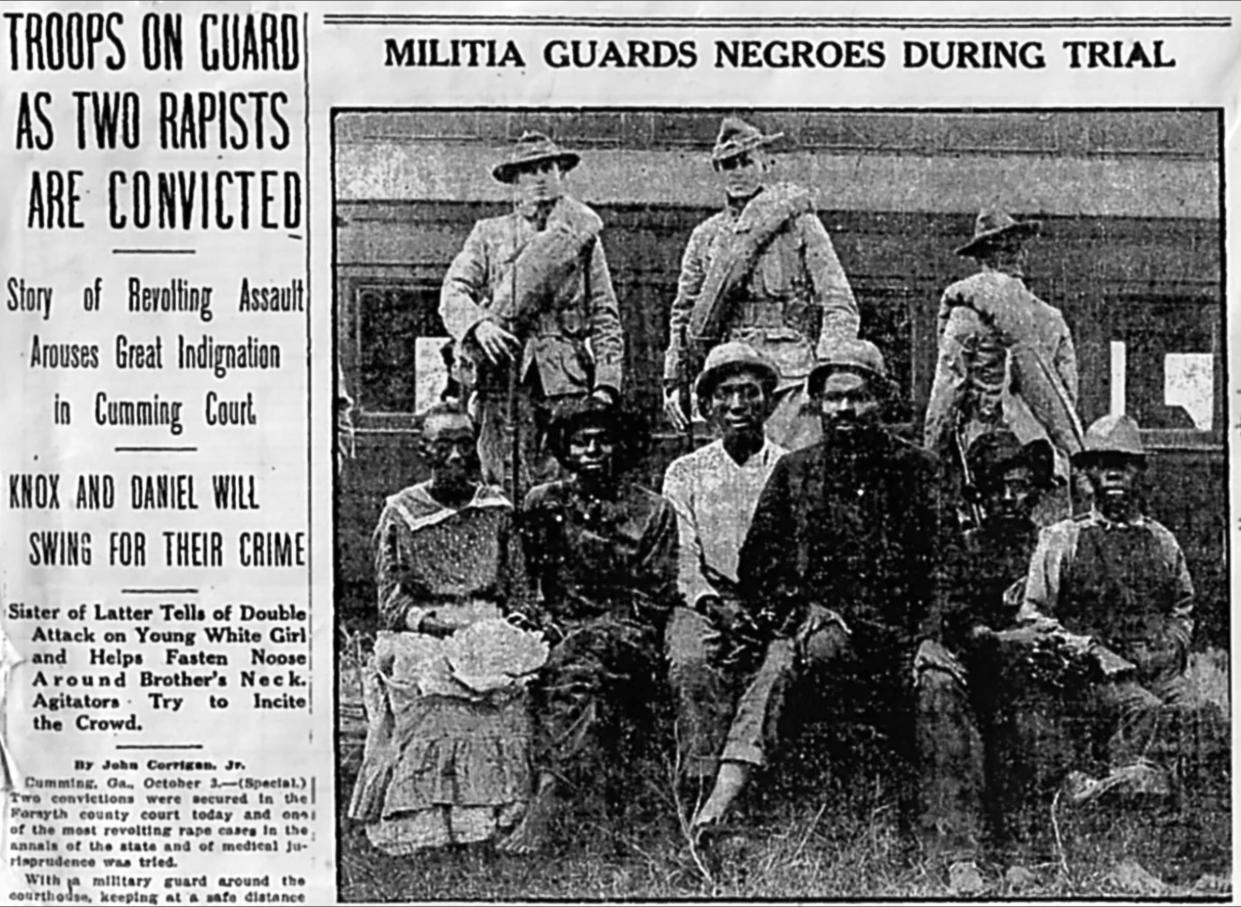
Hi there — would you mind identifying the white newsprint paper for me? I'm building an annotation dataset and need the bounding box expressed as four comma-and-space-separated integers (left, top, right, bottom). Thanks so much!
0, 1, 1237, 903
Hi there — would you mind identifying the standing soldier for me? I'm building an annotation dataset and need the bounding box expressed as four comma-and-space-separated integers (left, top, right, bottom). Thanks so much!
924, 208, 1081, 525
660, 342, 786, 821
440, 131, 624, 500
663, 116, 859, 450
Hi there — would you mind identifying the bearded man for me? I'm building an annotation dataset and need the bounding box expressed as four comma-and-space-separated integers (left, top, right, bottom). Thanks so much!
737, 338, 984, 889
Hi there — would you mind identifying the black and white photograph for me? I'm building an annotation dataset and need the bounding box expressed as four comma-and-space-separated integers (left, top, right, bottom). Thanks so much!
332, 108, 1229, 900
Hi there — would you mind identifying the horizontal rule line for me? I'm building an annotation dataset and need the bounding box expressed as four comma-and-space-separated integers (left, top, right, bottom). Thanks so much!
112, 249, 197, 255
323, 16, 1231, 28
115, 744, 203, 750
120, 588, 200, 594
114, 446, 199, 453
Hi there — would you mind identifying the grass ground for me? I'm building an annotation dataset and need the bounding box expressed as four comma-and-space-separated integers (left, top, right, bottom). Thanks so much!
336, 639, 1232, 901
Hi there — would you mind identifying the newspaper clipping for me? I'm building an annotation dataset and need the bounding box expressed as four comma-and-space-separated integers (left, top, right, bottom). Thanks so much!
1, 1, 1237, 903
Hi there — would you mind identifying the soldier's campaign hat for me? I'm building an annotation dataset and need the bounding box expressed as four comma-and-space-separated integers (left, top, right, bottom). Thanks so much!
966, 430, 1056, 492
694, 341, 780, 408
1071, 413, 1147, 468
806, 338, 893, 398
954, 207, 1041, 258
492, 131, 581, 184
711, 116, 784, 165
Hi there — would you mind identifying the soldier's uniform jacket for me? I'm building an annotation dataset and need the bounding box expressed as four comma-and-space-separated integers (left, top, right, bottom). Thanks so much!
440, 196, 624, 398
924, 269, 1079, 471
663, 183, 858, 391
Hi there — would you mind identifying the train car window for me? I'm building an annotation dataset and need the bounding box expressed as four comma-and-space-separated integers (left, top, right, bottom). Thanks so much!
1107, 294, 1219, 437
351, 281, 450, 416
1163, 353, 1213, 431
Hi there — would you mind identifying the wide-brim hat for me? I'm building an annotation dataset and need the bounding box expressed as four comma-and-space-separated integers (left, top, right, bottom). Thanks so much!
693, 341, 780, 407
1071, 413, 1147, 468
806, 338, 893, 398
954, 207, 1041, 258
711, 116, 784, 165
966, 431, 1057, 492
492, 131, 580, 184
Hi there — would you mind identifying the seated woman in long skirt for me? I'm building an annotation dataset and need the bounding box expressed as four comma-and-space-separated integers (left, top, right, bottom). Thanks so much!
348, 404, 547, 854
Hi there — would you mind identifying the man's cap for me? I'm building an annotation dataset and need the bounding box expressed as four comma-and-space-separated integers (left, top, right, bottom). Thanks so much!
492, 131, 581, 184
1072, 413, 1147, 467
693, 341, 780, 406
966, 430, 1056, 491
806, 338, 891, 398
711, 116, 784, 165
954, 207, 1041, 258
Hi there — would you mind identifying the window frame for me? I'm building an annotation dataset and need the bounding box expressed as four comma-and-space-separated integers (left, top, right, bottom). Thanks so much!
1102, 290, 1223, 452
338, 270, 449, 431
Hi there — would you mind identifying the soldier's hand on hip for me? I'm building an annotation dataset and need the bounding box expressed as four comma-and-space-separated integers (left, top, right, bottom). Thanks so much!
472, 320, 520, 364
663, 388, 689, 432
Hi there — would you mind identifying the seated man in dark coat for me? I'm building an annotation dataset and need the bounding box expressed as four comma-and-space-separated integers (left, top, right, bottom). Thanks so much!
500, 398, 680, 853
737, 338, 985, 889
941, 431, 1062, 857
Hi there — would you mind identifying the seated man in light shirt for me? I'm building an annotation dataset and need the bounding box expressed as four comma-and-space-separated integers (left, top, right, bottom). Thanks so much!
661, 341, 786, 835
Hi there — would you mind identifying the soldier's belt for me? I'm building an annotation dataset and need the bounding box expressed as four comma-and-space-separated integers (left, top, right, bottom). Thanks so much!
735, 299, 793, 328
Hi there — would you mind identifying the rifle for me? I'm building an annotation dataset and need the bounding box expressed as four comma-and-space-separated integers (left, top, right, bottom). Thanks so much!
953, 416, 985, 530
508, 223, 524, 513
677, 324, 696, 454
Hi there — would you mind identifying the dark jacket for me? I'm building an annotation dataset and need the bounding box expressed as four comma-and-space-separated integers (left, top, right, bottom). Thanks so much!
521, 479, 680, 630
738, 428, 949, 649
940, 521, 1039, 651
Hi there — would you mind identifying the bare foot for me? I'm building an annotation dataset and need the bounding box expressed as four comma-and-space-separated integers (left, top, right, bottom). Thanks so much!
690, 761, 750, 834
498, 774, 557, 855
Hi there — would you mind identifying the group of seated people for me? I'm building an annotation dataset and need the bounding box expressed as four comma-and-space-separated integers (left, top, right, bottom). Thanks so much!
346, 335, 1226, 891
